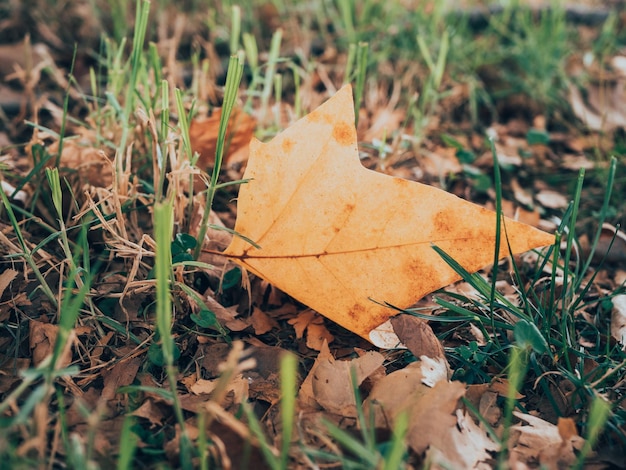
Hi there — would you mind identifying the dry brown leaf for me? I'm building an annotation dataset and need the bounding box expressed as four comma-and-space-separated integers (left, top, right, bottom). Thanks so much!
365, 362, 466, 455
0, 268, 17, 298
595, 223, 626, 264
131, 399, 165, 426
250, 307, 279, 335
224, 85, 553, 347
509, 411, 585, 469
311, 348, 384, 417
427, 410, 499, 469
189, 375, 248, 404
298, 340, 333, 409
189, 107, 256, 169
48, 137, 113, 187
29, 320, 74, 367
287, 309, 334, 350
390, 314, 445, 361
101, 355, 143, 403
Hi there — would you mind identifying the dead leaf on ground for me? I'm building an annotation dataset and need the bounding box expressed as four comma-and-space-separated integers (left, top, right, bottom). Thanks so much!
29, 320, 74, 368
48, 135, 113, 188
509, 411, 585, 469
189, 107, 256, 169
287, 309, 334, 350
365, 362, 466, 456
426, 410, 499, 469
611, 294, 626, 350
299, 340, 383, 416
224, 85, 554, 347
390, 314, 446, 361
0, 268, 18, 298
535, 189, 569, 210
188, 375, 248, 405
100, 354, 143, 404
569, 68, 626, 132
131, 398, 166, 426
250, 306, 279, 335
594, 223, 626, 264
310, 347, 384, 417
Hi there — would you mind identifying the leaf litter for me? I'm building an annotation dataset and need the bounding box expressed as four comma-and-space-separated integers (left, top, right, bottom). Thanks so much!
0, 1, 625, 468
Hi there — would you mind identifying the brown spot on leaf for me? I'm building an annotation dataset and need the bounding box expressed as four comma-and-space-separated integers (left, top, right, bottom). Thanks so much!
282, 138, 294, 153
348, 303, 366, 320
332, 121, 354, 146
433, 211, 451, 236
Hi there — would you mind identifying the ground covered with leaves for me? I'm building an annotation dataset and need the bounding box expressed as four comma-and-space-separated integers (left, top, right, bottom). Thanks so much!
1, 0, 626, 468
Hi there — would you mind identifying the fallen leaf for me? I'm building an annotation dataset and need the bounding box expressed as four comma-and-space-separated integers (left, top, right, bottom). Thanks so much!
509, 411, 585, 469
190, 107, 256, 169
535, 189, 569, 210
0, 268, 17, 298
390, 315, 446, 361
594, 223, 626, 264
48, 135, 113, 188
569, 77, 626, 132
426, 410, 499, 469
287, 309, 334, 350
189, 375, 248, 404
298, 340, 333, 410
611, 294, 626, 350
29, 320, 74, 368
250, 307, 279, 335
131, 398, 166, 426
365, 362, 466, 454
224, 85, 554, 347
311, 348, 384, 417
101, 355, 143, 403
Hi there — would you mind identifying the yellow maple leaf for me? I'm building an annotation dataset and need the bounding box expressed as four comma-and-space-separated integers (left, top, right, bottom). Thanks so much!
224, 85, 553, 347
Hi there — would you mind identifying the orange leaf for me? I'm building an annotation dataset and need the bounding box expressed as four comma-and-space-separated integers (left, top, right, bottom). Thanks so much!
224, 85, 554, 347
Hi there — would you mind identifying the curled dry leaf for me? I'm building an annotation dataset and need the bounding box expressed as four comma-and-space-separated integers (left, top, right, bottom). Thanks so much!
224, 85, 553, 347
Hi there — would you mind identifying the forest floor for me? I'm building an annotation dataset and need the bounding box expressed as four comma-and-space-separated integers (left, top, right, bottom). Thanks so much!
1, 1, 626, 468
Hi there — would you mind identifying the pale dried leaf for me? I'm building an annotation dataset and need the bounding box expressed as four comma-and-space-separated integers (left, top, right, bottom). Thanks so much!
427, 410, 499, 469
298, 340, 333, 410
535, 190, 569, 210
611, 294, 626, 350
311, 349, 384, 417
509, 411, 585, 469
419, 355, 450, 386
569, 82, 626, 132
